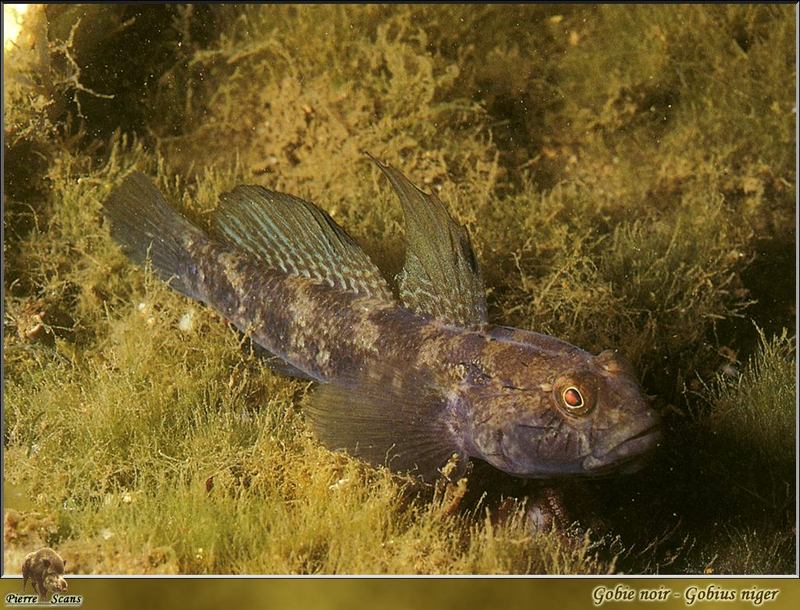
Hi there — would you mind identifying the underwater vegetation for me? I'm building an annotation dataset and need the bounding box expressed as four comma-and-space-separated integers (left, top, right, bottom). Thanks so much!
3, 5, 796, 574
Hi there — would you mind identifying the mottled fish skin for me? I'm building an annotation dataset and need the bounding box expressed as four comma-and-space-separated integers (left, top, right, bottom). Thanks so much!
102, 164, 662, 483
180, 236, 433, 382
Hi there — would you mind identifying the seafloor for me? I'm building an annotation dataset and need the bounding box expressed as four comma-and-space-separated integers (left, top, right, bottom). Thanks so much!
3, 5, 796, 574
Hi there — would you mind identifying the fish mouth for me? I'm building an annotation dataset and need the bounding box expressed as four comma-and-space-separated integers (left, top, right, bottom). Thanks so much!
582, 424, 662, 473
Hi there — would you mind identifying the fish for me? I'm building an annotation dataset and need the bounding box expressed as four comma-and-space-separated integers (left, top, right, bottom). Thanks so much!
102, 157, 662, 483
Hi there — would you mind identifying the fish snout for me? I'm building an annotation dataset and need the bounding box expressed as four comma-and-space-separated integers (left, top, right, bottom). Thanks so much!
582, 414, 663, 473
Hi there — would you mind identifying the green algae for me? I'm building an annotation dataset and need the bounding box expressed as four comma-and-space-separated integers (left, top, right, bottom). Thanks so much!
3, 4, 795, 574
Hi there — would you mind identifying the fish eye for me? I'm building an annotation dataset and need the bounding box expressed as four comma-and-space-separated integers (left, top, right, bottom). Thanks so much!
553, 378, 595, 417
562, 386, 584, 409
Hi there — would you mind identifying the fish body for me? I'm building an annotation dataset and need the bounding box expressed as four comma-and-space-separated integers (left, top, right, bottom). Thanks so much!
103, 159, 661, 482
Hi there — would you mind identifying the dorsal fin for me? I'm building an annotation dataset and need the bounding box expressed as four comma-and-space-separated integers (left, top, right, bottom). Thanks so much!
370, 156, 488, 328
214, 185, 394, 301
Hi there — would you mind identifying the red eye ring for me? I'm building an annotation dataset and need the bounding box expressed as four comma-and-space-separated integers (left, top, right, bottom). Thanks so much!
562, 386, 584, 409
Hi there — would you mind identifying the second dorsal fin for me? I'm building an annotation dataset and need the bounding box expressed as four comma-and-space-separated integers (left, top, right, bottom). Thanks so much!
213, 185, 394, 301
371, 156, 488, 328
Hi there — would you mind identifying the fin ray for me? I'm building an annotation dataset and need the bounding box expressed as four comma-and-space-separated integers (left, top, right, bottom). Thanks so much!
370, 156, 488, 328
214, 186, 394, 301
306, 367, 468, 482
103, 172, 203, 299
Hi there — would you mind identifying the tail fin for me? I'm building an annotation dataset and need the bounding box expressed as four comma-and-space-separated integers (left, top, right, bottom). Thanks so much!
103, 172, 203, 298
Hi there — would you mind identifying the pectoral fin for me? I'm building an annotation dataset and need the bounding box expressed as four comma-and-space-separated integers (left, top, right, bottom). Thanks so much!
370, 155, 488, 328
305, 367, 468, 482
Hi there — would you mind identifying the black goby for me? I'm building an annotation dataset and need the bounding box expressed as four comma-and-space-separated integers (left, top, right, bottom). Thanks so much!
102, 158, 661, 482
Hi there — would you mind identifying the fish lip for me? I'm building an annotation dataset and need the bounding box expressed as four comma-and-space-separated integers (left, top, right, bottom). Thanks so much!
582, 424, 663, 472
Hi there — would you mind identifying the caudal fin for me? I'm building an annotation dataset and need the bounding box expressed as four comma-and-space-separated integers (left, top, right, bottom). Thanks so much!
103, 172, 203, 298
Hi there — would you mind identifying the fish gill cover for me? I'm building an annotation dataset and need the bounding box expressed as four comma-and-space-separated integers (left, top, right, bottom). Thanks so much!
2, 5, 796, 574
